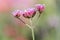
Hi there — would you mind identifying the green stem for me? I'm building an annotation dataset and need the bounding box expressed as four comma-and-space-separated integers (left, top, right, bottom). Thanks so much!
26, 24, 35, 40
30, 18, 35, 40
31, 28, 35, 40
18, 18, 35, 40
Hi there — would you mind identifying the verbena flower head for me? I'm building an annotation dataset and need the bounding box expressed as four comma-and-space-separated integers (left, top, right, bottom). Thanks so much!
23, 8, 36, 18
35, 4, 45, 13
12, 10, 23, 18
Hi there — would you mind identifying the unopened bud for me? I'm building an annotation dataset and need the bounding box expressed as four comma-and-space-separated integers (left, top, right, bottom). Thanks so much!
35, 4, 45, 13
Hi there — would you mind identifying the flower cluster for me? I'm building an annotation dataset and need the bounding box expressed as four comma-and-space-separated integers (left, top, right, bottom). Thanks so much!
12, 4, 45, 18
12, 4, 45, 40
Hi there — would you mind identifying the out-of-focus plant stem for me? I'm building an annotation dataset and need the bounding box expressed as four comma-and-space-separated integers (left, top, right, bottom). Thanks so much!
26, 24, 35, 40
30, 18, 35, 40
31, 28, 35, 40
18, 17, 35, 40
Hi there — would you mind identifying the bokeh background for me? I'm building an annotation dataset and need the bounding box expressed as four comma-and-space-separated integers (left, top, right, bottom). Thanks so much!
0, 0, 60, 40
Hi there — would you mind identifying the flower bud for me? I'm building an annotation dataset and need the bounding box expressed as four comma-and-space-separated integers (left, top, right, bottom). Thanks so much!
35, 4, 45, 13
23, 8, 36, 18
12, 10, 23, 18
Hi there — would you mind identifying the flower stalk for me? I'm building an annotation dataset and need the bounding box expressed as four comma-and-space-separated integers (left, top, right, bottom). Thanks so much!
12, 4, 45, 40
31, 28, 35, 40
18, 17, 35, 40
30, 18, 35, 40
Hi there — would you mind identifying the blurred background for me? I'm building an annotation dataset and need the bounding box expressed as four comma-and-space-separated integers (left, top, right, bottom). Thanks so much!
0, 0, 60, 40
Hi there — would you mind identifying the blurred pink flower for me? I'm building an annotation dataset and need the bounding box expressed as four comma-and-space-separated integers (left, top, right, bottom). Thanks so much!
35, 4, 45, 13
12, 10, 23, 18
23, 8, 36, 18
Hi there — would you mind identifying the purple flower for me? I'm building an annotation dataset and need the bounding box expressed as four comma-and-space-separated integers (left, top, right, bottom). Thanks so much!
12, 10, 23, 18
23, 8, 36, 18
35, 4, 45, 13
